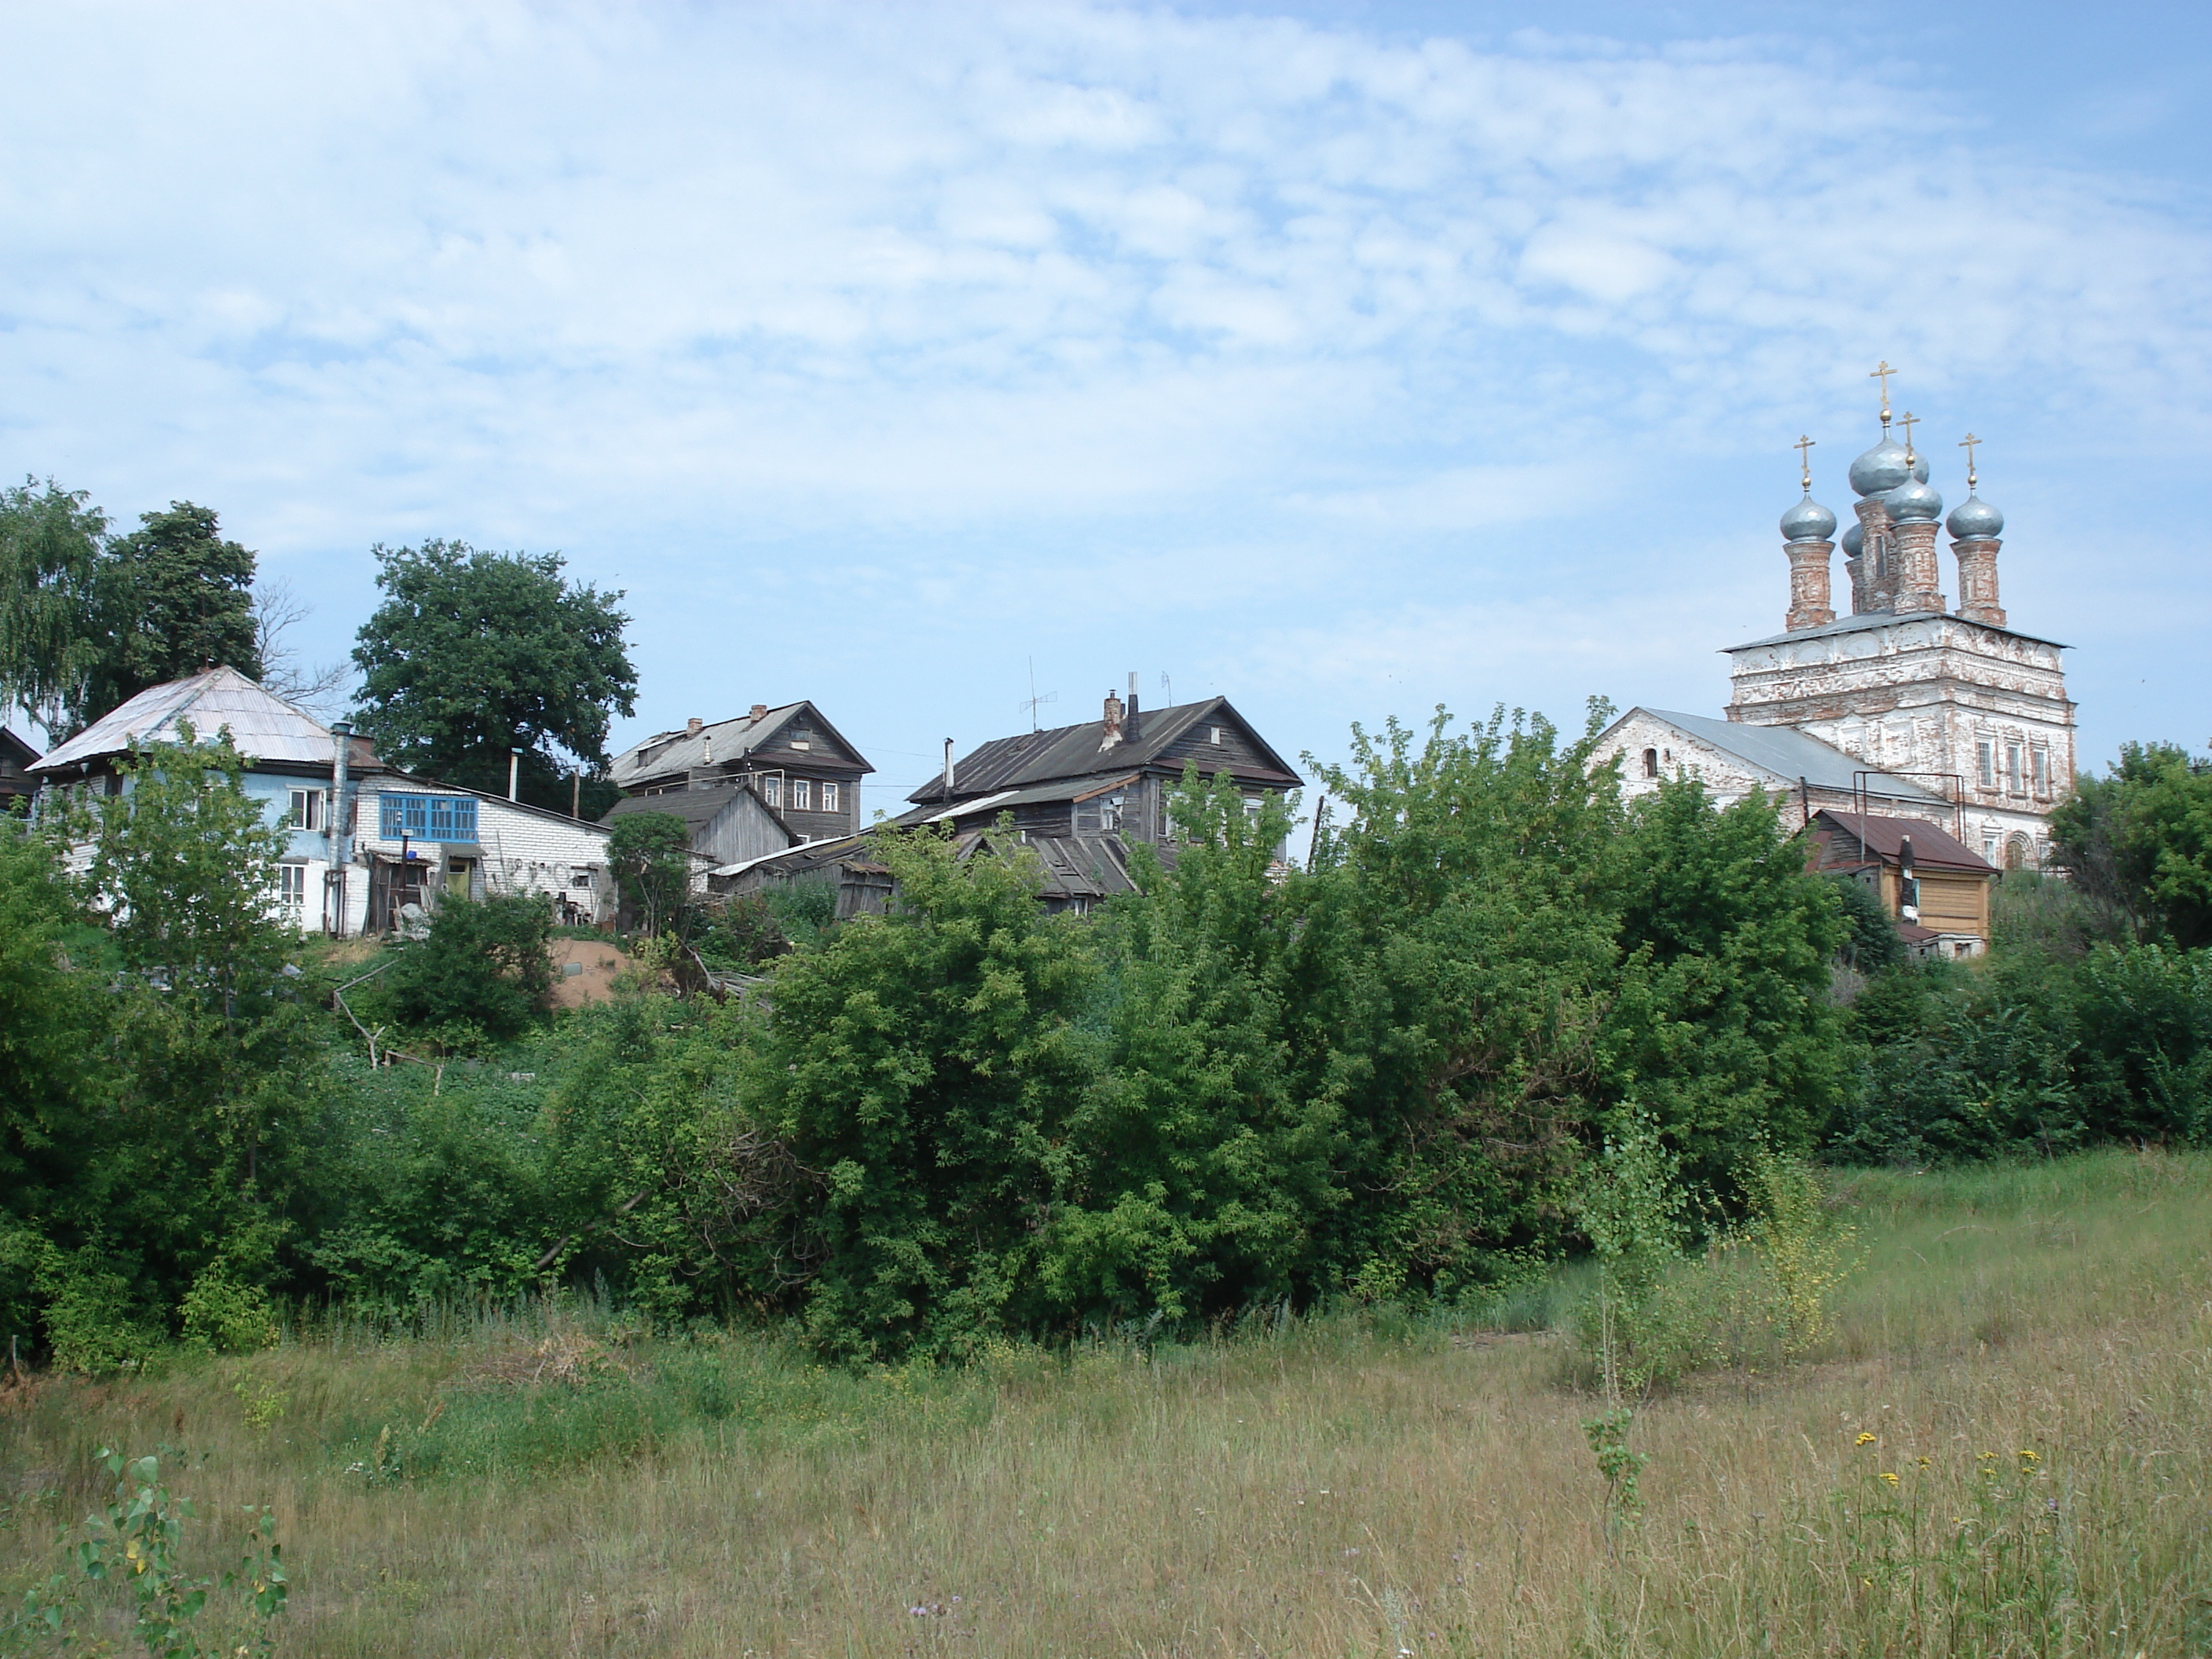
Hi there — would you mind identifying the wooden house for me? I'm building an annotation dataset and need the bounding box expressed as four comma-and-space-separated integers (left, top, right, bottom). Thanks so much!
0, 727, 39, 811
604, 701, 872, 872
1805, 809, 1998, 959
718, 687, 1302, 917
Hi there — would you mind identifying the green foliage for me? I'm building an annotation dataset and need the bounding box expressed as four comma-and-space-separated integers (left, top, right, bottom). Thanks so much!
0, 478, 105, 734
5, 1448, 286, 1657
746, 830, 1102, 1360
75, 504, 262, 735
381, 893, 555, 1043
606, 811, 693, 936
350, 540, 637, 808
2050, 741, 2212, 947
1828, 870, 1906, 972
1835, 943, 2212, 1163
694, 894, 790, 969
17, 728, 310, 1368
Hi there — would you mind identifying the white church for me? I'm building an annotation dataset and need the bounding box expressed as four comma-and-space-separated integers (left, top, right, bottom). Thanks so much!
1597, 375, 2074, 873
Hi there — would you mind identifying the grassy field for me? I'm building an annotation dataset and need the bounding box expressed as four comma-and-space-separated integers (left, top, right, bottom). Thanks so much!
4, 1149, 2208, 1657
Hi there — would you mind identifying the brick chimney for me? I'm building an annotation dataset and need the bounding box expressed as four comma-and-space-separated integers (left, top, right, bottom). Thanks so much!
749, 704, 767, 722
686, 716, 703, 737
1100, 688, 1125, 749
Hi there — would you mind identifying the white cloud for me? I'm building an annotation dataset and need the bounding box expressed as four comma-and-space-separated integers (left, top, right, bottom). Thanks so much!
0, 1, 2206, 767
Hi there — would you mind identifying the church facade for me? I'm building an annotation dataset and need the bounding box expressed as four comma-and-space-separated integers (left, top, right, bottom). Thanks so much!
1599, 384, 2075, 873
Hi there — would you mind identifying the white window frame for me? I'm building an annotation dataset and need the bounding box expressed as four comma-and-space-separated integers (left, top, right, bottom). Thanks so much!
761, 774, 782, 808
278, 862, 309, 907
2031, 748, 2049, 799
569, 867, 595, 890
1976, 740, 1994, 790
791, 778, 811, 811
287, 788, 321, 831
820, 781, 840, 815
2006, 743, 2024, 796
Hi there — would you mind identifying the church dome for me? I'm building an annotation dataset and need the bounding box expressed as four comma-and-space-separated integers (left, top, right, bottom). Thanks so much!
1781, 496, 1837, 543
1840, 520, 1864, 558
1946, 493, 2003, 540
1848, 438, 1931, 496
1884, 475, 1943, 522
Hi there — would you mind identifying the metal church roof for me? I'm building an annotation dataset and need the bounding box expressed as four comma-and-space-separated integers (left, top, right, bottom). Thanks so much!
1639, 709, 1944, 801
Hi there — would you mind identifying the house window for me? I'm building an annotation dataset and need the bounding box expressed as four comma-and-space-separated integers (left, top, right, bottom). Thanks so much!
821, 782, 840, 814
287, 789, 321, 831
1642, 748, 1659, 779
378, 792, 478, 842
278, 863, 308, 907
1976, 741, 1994, 789
2031, 749, 2049, 798
569, 867, 594, 890
2006, 744, 2023, 795
1210, 726, 1227, 745
791, 778, 811, 811
762, 775, 782, 808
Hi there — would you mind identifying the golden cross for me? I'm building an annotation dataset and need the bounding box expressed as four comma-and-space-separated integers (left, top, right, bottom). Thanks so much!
1958, 431, 1980, 490
1897, 409, 1918, 461
1793, 434, 1815, 491
1869, 360, 1895, 426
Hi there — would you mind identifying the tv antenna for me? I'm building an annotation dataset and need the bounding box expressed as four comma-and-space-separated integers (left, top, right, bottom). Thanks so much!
1018, 657, 1058, 731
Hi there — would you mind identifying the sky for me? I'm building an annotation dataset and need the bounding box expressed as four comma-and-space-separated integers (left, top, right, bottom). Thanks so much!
5, 0, 2209, 820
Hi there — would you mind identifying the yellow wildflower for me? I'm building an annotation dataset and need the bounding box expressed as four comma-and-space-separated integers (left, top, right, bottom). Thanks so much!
1880, 1471, 1899, 1485
1855, 1432, 1877, 1446
2017, 1448, 2040, 1463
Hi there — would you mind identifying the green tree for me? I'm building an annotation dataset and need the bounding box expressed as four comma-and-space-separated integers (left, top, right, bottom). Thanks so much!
745, 829, 1102, 1361
2051, 743, 2212, 949
383, 892, 556, 1045
609, 812, 695, 936
350, 540, 636, 809
0, 478, 105, 734
75, 503, 262, 732
42, 723, 312, 1364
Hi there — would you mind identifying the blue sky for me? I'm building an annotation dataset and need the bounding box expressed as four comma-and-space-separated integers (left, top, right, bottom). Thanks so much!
5, 1, 2207, 818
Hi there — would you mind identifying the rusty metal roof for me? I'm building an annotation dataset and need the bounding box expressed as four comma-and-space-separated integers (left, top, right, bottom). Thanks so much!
1811, 811, 1995, 873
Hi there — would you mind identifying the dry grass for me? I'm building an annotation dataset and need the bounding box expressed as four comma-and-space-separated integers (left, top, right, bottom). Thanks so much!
4, 1149, 2208, 1657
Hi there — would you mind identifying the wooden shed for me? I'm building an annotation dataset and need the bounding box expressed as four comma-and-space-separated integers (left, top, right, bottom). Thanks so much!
1806, 809, 1998, 958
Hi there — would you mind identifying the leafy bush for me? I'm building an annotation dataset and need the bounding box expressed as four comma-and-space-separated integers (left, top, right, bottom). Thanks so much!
381, 892, 554, 1043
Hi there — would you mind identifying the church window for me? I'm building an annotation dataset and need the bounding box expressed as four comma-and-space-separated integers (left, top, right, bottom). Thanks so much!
1642, 748, 1659, 778
1982, 835, 2000, 865
1976, 742, 1994, 789
2006, 745, 2023, 795
2031, 749, 2049, 798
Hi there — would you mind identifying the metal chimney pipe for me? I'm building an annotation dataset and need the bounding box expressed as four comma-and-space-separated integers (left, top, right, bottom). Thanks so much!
329, 719, 355, 937
1125, 669, 1141, 742
943, 738, 955, 796
508, 746, 523, 801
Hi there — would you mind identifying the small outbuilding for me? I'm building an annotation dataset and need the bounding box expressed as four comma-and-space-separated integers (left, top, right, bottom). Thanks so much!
1805, 809, 1998, 959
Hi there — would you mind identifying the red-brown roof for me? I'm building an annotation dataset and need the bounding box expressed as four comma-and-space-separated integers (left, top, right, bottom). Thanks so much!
1810, 811, 1995, 874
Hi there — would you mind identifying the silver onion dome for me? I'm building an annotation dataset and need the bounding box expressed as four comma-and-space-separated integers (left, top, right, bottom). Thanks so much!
1946, 493, 2004, 540
1848, 438, 1931, 496
1781, 496, 1838, 543
1841, 520, 1865, 558
1884, 475, 1943, 522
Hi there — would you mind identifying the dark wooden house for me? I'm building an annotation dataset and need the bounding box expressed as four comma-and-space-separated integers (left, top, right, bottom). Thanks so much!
603, 701, 873, 866
0, 727, 39, 811
720, 687, 1302, 917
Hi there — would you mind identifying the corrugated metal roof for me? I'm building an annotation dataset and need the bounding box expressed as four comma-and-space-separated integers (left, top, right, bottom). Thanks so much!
34, 667, 350, 771
892, 771, 1141, 827
1639, 709, 1943, 801
908, 698, 1299, 805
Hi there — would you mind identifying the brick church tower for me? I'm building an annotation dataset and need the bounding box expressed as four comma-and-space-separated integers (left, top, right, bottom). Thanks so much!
1723, 375, 2075, 868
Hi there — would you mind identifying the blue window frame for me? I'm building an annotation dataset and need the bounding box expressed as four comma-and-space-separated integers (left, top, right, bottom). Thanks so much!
378, 792, 478, 842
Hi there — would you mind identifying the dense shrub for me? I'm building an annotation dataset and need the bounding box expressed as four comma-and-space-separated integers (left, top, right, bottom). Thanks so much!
381, 892, 555, 1043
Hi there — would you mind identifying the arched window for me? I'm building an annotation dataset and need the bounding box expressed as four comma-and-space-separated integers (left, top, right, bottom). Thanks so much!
1642, 748, 1659, 778
2005, 833, 2031, 870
